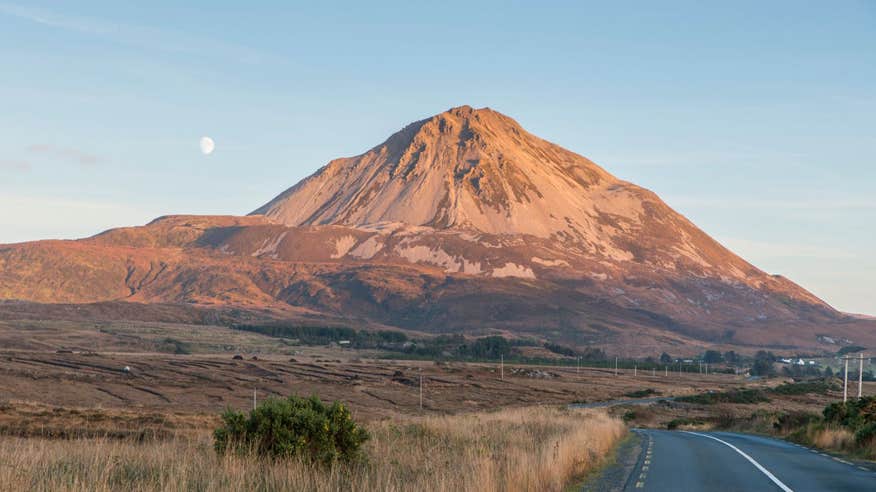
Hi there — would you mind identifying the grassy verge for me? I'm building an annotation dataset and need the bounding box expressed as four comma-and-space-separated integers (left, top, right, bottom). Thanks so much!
716, 407, 876, 461
666, 386, 876, 461
0, 405, 625, 491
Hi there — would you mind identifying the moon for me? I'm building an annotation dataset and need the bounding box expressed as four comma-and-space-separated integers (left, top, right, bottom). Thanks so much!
199, 136, 215, 155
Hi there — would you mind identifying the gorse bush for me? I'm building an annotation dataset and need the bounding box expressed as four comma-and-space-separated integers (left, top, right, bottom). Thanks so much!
822, 396, 876, 429
854, 422, 876, 446
214, 395, 368, 464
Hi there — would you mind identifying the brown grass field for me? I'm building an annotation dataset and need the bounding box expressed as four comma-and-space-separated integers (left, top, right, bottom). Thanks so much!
0, 406, 624, 492
0, 319, 749, 421
1, 318, 870, 490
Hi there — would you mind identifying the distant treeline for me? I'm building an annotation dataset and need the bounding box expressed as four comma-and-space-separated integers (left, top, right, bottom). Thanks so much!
402, 334, 519, 359
231, 324, 607, 362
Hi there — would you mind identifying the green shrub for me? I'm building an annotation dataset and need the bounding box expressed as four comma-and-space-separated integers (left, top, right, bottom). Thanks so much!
751, 351, 776, 376
543, 342, 578, 357
676, 389, 769, 405
667, 418, 702, 430
769, 381, 834, 396
624, 389, 658, 398
774, 411, 819, 433
213, 395, 368, 464
158, 338, 192, 355
854, 422, 876, 446
823, 396, 876, 430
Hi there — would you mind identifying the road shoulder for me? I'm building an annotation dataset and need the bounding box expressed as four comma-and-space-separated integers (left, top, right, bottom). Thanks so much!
578, 430, 643, 492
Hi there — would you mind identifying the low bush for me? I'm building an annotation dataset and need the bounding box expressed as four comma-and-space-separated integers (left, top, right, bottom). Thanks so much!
666, 418, 703, 430
773, 411, 819, 434
769, 380, 835, 396
624, 388, 658, 398
158, 338, 192, 355
823, 396, 876, 429
213, 395, 368, 464
676, 388, 769, 405
854, 422, 876, 447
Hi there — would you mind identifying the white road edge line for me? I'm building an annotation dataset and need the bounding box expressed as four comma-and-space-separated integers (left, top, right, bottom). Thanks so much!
683, 432, 793, 492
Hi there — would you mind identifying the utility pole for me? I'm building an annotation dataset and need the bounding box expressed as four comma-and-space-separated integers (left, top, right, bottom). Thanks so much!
253, 388, 257, 411
577, 356, 580, 376
843, 357, 849, 403
500, 355, 504, 381
664, 366, 668, 377
859, 353, 865, 398
615, 357, 618, 376
419, 374, 423, 410
634, 364, 637, 377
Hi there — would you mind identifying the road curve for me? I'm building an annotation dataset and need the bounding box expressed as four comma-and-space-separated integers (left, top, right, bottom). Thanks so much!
626, 429, 876, 491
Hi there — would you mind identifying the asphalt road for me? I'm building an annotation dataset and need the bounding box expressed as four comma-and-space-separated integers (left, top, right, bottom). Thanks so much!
626, 430, 876, 491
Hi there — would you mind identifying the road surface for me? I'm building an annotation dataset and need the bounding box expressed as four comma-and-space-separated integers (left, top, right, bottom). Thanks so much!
625, 429, 876, 491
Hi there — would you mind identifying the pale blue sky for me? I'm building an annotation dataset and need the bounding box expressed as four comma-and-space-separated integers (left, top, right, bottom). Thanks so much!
1, 1, 874, 314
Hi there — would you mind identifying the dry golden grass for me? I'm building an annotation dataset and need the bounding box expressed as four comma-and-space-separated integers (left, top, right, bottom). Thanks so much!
811, 426, 855, 451
0, 405, 624, 492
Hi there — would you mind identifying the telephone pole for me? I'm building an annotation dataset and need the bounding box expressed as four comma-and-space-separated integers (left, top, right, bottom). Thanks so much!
843, 357, 849, 403
615, 357, 618, 376
419, 374, 423, 410
859, 353, 865, 398
253, 388, 257, 411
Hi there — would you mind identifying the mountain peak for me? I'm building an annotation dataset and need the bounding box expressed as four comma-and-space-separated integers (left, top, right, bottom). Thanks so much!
254, 106, 624, 237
